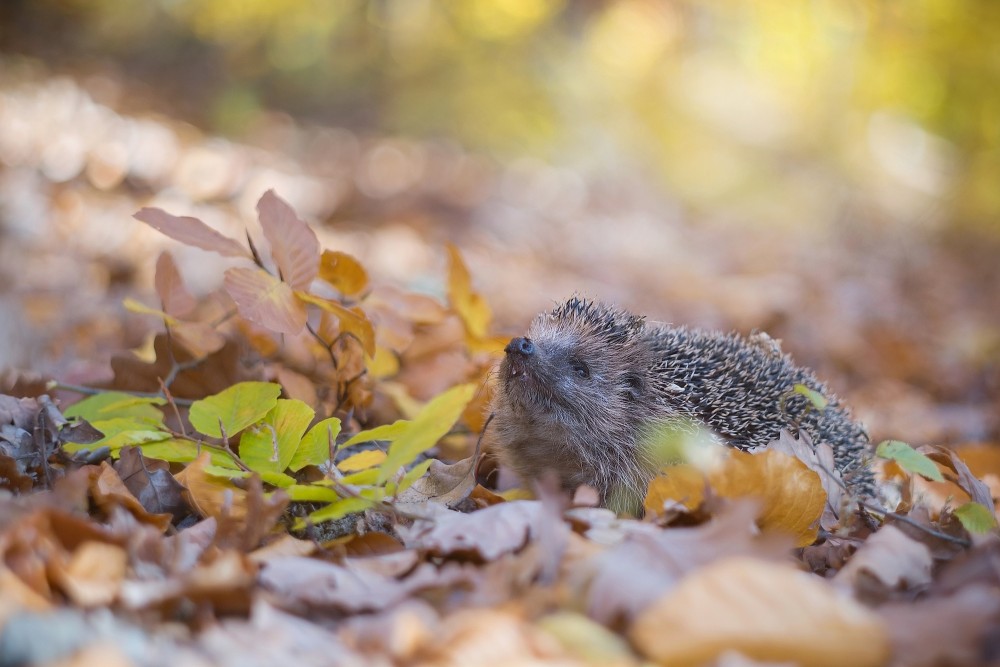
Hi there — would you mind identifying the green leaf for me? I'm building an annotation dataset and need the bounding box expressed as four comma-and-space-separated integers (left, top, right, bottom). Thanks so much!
238, 398, 314, 474
188, 382, 282, 438
286, 484, 341, 503
293, 497, 371, 530
954, 502, 998, 534
876, 440, 944, 482
260, 470, 297, 488
341, 420, 410, 449
137, 438, 240, 468
339, 468, 382, 485
289, 417, 341, 471
377, 383, 476, 483
792, 384, 828, 410
64, 392, 165, 422
63, 417, 170, 452
204, 465, 250, 479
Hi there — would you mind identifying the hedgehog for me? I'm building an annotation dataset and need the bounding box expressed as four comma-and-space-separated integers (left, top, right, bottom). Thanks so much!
486, 297, 874, 512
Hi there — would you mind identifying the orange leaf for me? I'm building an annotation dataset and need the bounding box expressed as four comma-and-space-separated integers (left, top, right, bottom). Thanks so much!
174, 451, 248, 521
256, 190, 320, 291
51, 541, 128, 608
134, 207, 251, 259
319, 250, 368, 296
170, 320, 227, 358
224, 266, 307, 335
296, 291, 376, 356
154, 251, 196, 318
446, 244, 492, 339
710, 450, 825, 547
645, 464, 706, 514
629, 557, 889, 667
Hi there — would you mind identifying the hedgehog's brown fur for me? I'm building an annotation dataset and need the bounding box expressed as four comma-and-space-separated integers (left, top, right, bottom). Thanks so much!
487, 297, 874, 511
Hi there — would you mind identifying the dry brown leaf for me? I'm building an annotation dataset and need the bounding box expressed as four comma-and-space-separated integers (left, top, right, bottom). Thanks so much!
711, 449, 825, 547
90, 462, 173, 531
319, 249, 368, 296
256, 189, 320, 291
153, 251, 196, 319
398, 455, 477, 507
224, 266, 307, 335
629, 557, 889, 667
398, 500, 542, 561
134, 207, 251, 259
51, 541, 128, 607
174, 452, 247, 521
834, 525, 932, 593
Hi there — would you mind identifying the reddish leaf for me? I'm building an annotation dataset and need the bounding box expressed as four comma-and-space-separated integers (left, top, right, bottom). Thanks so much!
134, 208, 250, 259
256, 190, 320, 291
154, 252, 197, 318
224, 267, 307, 335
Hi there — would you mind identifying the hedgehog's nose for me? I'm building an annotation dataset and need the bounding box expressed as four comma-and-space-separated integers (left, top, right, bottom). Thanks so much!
505, 337, 535, 356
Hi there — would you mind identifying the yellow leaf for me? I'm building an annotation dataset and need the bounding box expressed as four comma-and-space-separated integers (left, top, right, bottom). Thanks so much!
296, 291, 376, 356
319, 249, 368, 296
122, 297, 179, 326
446, 244, 492, 339
645, 464, 706, 514
629, 557, 889, 667
710, 450, 825, 547
337, 449, 387, 472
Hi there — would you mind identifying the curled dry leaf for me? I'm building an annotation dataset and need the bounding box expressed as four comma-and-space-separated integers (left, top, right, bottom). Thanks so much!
90, 461, 173, 531
296, 291, 376, 356
629, 557, 889, 667
256, 190, 320, 291
134, 207, 251, 259
399, 500, 543, 561
224, 267, 307, 335
645, 464, 706, 513
174, 452, 247, 521
397, 455, 477, 507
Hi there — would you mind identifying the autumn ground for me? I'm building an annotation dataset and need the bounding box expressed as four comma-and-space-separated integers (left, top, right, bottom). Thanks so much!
2, 65, 1000, 667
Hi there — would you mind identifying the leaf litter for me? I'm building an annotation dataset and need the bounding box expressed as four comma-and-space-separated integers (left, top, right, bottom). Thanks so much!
1, 75, 1000, 667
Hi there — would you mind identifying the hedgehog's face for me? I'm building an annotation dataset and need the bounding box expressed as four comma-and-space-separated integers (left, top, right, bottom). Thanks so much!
496, 299, 651, 430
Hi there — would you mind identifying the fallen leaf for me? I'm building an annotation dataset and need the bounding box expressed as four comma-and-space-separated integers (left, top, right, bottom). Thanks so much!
295, 292, 376, 356
188, 381, 281, 439
711, 449, 826, 547
174, 452, 247, 521
629, 557, 889, 667
51, 541, 128, 607
644, 464, 706, 514
834, 524, 933, 593
398, 455, 477, 507
90, 461, 172, 531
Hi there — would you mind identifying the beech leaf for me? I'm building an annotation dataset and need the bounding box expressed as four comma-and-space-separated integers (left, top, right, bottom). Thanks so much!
319, 249, 368, 296
446, 244, 492, 339
877, 440, 944, 482
224, 266, 307, 335
154, 251, 197, 318
238, 398, 315, 474
175, 451, 248, 520
134, 207, 251, 259
188, 381, 282, 439
954, 502, 998, 534
256, 189, 320, 291
289, 417, 341, 471
295, 291, 375, 355
629, 557, 890, 667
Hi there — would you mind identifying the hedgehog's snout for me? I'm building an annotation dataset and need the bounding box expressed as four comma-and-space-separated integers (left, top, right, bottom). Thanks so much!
505, 337, 535, 356
502, 336, 536, 381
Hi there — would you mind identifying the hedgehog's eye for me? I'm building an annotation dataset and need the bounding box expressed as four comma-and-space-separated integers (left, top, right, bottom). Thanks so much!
569, 358, 590, 379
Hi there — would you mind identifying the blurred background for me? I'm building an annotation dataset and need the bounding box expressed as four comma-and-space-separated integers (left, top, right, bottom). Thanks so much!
0, 0, 998, 446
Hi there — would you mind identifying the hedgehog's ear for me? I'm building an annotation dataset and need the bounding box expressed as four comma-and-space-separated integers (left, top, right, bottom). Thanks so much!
623, 374, 644, 401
